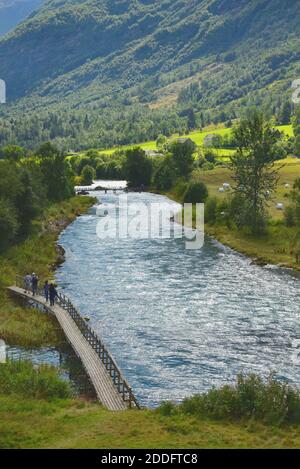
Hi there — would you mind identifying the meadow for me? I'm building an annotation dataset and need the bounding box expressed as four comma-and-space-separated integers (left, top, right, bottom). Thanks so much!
2, 395, 300, 449
180, 157, 300, 271
75, 124, 294, 159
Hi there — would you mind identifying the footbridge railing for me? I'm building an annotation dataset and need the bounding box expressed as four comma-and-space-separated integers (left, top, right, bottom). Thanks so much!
15, 275, 140, 409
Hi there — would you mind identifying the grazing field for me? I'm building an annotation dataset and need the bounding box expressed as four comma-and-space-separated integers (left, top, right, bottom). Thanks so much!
195, 157, 300, 220
186, 157, 300, 270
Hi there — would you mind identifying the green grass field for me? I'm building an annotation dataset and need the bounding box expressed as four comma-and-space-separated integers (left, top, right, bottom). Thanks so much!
2, 396, 300, 449
195, 156, 300, 220
75, 124, 294, 159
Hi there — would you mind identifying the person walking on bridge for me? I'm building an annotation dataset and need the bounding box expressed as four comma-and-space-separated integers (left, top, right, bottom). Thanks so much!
44, 280, 49, 303
24, 273, 31, 294
31, 273, 39, 296
49, 283, 58, 306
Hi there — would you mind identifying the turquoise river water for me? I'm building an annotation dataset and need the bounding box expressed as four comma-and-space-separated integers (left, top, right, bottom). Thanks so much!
55, 191, 300, 407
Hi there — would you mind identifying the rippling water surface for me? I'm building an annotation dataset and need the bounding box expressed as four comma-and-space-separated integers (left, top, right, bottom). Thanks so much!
56, 191, 300, 406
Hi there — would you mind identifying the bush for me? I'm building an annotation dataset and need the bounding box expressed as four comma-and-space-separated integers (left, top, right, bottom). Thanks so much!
157, 401, 177, 417
284, 206, 296, 227
81, 165, 95, 185
180, 374, 300, 425
183, 182, 208, 204
204, 149, 217, 164
0, 360, 72, 400
172, 179, 189, 200
205, 197, 218, 224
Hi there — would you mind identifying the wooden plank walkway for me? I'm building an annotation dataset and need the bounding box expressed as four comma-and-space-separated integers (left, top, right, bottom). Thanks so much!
8, 285, 138, 411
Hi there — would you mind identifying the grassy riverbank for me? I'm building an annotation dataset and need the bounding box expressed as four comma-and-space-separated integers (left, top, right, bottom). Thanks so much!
0, 195, 95, 347
167, 158, 300, 271
1, 395, 300, 449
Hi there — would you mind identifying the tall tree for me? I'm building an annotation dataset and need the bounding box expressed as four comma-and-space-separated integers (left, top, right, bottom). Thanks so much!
170, 141, 195, 179
0, 198, 19, 250
15, 170, 39, 236
40, 151, 74, 202
124, 148, 152, 187
81, 165, 95, 185
230, 111, 281, 234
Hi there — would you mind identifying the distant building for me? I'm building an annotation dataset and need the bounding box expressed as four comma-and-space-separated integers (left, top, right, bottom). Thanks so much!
204, 134, 217, 147
145, 150, 163, 158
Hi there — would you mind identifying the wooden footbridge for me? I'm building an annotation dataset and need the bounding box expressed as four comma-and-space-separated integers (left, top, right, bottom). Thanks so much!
8, 276, 139, 411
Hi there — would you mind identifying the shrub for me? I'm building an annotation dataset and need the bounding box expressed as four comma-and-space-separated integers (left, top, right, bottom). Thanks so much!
284, 206, 296, 227
183, 182, 208, 204
0, 360, 72, 400
172, 179, 189, 200
204, 149, 217, 164
205, 197, 218, 224
180, 374, 300, 425
81, 165, 95, 185
157, 401, 177, 417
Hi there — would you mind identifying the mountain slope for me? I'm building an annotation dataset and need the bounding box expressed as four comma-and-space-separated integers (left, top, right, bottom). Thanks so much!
0, 0, 299, 149
0, 0, 43, 36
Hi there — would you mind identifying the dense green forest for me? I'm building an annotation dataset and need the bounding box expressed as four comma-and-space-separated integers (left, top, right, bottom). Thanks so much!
0, 0, 299, 149
0, 142, 74, 250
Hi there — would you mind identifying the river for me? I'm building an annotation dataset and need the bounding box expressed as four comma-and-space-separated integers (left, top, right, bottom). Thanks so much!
56, 190, 300, 407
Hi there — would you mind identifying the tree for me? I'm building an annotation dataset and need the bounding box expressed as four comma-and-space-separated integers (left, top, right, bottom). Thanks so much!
36, 142, 60, 159
81, 165, 95, 185
15, 170, 39, 236
153, 155, 177, 190
183, 182, 208, 203
285, 178, 300, 226
96, 161, 107, 179
230, 111, 281, 234
170, 141, 195, 179
40, 152, 74, 202
0, 198, 19, 250
186, 108, 196, 131
124, 148, 153, 187
0, 161, 23, 202
156, 134, 167, 149
76, 157, 94, 175
1, 145, 25, 161
278, 101, 292, 125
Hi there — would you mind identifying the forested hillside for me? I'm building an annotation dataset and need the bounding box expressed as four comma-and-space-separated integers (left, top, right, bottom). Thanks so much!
0, 0, 299, 149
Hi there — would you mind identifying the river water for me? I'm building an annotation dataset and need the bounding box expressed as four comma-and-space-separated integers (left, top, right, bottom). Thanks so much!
56, 191, 300, 407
